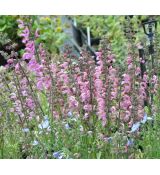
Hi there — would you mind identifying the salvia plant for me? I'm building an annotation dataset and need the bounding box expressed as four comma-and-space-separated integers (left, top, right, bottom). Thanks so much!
0, 17, 160, 159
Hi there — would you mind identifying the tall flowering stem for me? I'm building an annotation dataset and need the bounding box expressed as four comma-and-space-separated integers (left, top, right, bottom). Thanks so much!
93, 52, 107, 125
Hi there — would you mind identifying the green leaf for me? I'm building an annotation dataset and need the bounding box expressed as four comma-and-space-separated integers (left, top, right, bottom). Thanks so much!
96, 151, 102, 159
0, 25, 7, 32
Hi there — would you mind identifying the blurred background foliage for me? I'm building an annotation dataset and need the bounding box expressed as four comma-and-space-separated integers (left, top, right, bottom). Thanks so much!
0, 15, 67, 54
0, 15, 160, 58
70, 15, 153, 63
0, 16, 19, 42
18, 16, 67, 54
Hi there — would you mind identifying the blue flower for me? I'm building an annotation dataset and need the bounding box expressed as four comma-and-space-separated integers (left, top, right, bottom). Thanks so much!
38, 116, 50, 129
131, 122, 140, 133
108, 137, 112, 143
58, 155, 63, 159
67, 111, 73, 117
22, 128, 29, 133
141, 113, 153, 124
141, 113, 147, 124
65, 123, 70, 129
32, 140, 39, 146
44, 115, 49, 120
53, 151, 63, 159
127, 139, 134, 147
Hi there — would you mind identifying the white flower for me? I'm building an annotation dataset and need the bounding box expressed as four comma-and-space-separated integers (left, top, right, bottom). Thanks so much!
147, 117, 153, 120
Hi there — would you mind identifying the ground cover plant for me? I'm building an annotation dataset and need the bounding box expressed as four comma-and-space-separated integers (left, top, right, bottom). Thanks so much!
0, 16, 160, 159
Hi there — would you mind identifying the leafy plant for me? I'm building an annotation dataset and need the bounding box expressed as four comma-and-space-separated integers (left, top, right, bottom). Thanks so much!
18, 16, 67, 54
0, 16, 20, 42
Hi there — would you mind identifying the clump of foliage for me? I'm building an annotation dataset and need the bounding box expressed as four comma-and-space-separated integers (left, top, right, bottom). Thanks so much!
18, 16, 66, 54
72, 16, 127, 62
0, 16, 19, 42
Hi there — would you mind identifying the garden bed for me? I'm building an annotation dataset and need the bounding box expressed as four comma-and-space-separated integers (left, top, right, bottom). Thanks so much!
0, 15, 160, 159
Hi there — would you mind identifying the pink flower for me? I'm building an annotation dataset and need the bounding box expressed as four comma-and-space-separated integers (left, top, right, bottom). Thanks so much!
60, 62, 68, 69
29, 111, 35, 119
96, 51, 102, 58
10, 93, 17, 100
23, 53, 33, 60
37, 79, 43, 90
21, 90, 28, 97
122, 74, 131, 85
43, 76, 52, 90
124, 110, 131, 122
7, 58, 14, 64
39, 43, 46, 60
140, 82, 147, 89
94, 79, 103, 89
84, 113, 89, 119
50, 64, 57, 75
15, 63, 20, 73
53, 111, 59, 119
127, 56, 132, 65
151, 75, 158, 84
23, 41, 35, 60
110, 106, 116, 113
110, 91, 117, 99
109, 67, 117, 77
135, 67, 141, 76
83, 104, 92, 112
107, 54, 115, 64
94, 58, 107, 123
26, 98, 35, 110
69, 96, 79, 109
123, 85, 131, 93
20, 26, 30, 43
